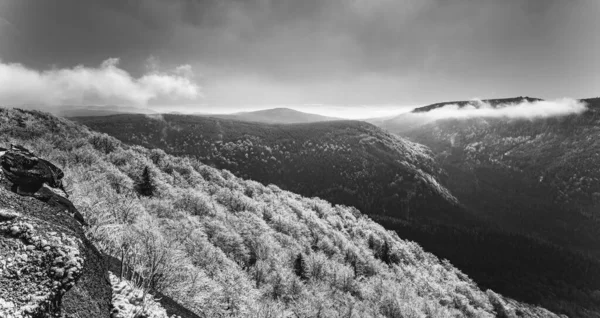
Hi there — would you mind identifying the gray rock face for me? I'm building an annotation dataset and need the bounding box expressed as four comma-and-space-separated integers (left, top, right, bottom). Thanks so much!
0, 148, 108, 317
0, 145, 67, 196
0, 145, 85, 226
0, 184, 111, 317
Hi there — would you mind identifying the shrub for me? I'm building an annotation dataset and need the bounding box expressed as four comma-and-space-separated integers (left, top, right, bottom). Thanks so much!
69, 146, 99, 166
173, 191, 213, 216
89, 134, 118, 154
215, 188, 252, 213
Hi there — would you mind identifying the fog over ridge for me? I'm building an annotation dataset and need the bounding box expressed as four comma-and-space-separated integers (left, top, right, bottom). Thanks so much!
415, 98, 588, 120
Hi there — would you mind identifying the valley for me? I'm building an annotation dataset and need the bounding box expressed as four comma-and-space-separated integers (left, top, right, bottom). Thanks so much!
0, 107, 564, 318
378, 97, 600, 255
75, 115, 468, 225
2, 1, 598, 317
75, 106, 600, 317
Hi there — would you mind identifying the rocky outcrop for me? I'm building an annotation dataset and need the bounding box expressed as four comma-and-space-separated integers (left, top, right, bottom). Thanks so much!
1, 145, 68, 197
0, 148, 111, 317
0, 145, 85, 226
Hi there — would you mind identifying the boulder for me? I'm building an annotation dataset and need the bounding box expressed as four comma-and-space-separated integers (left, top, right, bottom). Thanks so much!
0, 145, 67, 196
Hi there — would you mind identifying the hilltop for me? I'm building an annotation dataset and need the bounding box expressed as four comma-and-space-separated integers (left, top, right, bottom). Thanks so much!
201, 107, 341, 124
0, 107, 564, 317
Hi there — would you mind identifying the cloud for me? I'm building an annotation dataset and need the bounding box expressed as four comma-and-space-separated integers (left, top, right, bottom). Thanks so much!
1, 0, 598, 107
0, 58, 201, 107
415, 98, 587, 120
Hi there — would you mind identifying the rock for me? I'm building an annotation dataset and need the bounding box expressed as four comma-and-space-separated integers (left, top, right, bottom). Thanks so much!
0, 208, 20, 221
0, 144, 67, 196
0, 144, 109, 317
0, 298, 15, 310
0, 215, 88, 313
0, 145, 88, 226
10, 226, 20, 235
21, 304, 36, 313
53, 267, 65, 278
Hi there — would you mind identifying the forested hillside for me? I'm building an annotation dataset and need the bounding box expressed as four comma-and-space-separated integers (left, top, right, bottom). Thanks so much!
75, 115, 469, 225
371, 97, 600, 317
0, 107, 562, 318
380, 98, 600, 256
74, 112, 600, 317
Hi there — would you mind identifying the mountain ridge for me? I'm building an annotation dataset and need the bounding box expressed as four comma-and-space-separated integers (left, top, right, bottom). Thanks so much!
0, 106, 565, 318
372, 97, 600, 250
199, 107, 341, 124
74, 114, 470, 226
411, 96, 543, 113
75, 110, 600, 317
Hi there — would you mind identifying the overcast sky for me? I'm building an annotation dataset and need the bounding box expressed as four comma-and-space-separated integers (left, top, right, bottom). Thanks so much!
0, 0, 598, 117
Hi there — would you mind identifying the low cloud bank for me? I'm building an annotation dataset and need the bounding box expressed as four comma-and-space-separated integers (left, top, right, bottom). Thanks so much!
417, 98, 587, 120
0, 58, 201, 106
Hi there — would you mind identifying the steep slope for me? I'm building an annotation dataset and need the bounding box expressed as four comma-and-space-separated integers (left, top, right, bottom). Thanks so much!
73, 112, 600, 317
366, 98, 600, 316
0, 164, 111, 316
202, 107, 340, 124
380, 97, 600, 253
0, 107, 563, 318
105, 255, 201, 318
74, 114, 468, 225
368, 97, 600, 317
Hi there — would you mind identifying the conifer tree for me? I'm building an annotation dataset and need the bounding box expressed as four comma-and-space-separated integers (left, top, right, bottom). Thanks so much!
294, 253, 308, 281
381, 240, 391, 265
137, 166, 155, 197
351, 259, 364, 278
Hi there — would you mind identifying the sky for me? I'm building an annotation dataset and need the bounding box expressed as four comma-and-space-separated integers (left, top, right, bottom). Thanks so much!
0, 0, 598, 118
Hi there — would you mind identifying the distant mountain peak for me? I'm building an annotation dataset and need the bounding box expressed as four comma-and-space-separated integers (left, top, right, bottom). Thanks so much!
200, 107, 341, 124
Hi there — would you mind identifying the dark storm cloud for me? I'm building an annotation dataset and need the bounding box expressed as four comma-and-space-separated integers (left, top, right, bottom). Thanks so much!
0, 0, 598, 111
